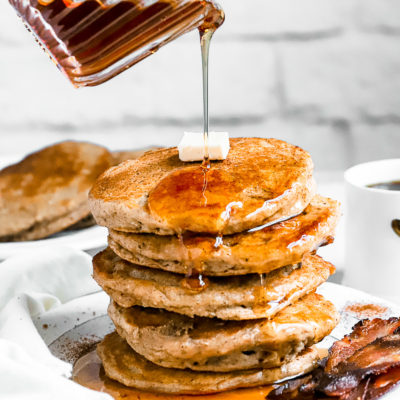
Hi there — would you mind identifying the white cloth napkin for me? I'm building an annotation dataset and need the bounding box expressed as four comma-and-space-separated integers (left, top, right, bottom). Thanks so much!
0, 246, 111, 400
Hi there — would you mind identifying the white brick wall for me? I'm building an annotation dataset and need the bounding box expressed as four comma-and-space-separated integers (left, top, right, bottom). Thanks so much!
357, 0, 400, 32
0, 0, 399, 171
280, 34, 400, 121
221, 0, 353, 36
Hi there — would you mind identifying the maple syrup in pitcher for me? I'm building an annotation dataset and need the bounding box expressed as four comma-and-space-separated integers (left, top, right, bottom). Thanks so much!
9, 0, 224, 87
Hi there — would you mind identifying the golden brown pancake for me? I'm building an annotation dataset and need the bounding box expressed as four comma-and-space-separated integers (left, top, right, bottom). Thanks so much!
93, 249, 334, 320
0, 141, 113, 241
97, 333, 319, 394
108, 292, 338, 372
89, 138, 315, 235
108, 195, 340, 276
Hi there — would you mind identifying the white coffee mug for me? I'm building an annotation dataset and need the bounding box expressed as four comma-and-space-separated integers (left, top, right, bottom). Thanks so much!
344, 159, 400, 304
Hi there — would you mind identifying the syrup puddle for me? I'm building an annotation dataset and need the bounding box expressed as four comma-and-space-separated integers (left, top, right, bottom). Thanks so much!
72, 348, 274, 400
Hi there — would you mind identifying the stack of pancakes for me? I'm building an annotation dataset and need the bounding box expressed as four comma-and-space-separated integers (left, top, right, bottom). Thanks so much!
89, 138, 341, 395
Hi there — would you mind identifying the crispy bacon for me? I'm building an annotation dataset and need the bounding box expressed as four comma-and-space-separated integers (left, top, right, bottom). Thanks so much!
338, 334, 400, 374
318, 334, 400, 396
267, 318, 400, 400
325, 318, 400, 373
366, 366, 400, 400
343, 377, 370, 400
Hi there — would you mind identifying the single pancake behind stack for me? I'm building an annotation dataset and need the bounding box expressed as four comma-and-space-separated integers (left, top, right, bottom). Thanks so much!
89, 137, 341, 395
0, 141, 113, 242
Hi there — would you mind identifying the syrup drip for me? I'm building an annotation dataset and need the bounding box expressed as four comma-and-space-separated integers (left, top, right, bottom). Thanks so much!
252, 273, 269, 314
72, 348, 274, 400
181, 268, 209, 292
251, 269, 308, 315
179, 232, 210, 293
178, 199, 242, 292
201, 159, 211, 206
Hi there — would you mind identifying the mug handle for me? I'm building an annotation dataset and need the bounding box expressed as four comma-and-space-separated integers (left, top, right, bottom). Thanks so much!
392, 220, 400, 237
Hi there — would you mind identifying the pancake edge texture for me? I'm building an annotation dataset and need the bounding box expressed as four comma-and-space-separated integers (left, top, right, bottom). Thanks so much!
107, 292, 339, 371
93, 249, 334, 320
108, 194, 340, 276
97, 332, 319, 394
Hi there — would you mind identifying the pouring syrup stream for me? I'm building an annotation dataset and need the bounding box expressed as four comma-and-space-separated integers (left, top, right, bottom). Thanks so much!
181, 27, 215, 292
200, 28, 213, 168
200, 28, 213, 205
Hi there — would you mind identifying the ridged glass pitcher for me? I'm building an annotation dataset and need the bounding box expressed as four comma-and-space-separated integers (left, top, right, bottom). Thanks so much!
9, 0, 224, 87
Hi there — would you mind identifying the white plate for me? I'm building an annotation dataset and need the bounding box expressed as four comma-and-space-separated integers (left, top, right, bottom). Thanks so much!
0, 154, 107, 259
44, 282, 400, 399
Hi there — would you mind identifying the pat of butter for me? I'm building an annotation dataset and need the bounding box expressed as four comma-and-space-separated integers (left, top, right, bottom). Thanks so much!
178, 132, 230, 162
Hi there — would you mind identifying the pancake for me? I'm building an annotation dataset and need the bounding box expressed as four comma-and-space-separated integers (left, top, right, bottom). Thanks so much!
108, 292, 338, 372
89, 138, 315, 235
97, 333, 319, 394
108, 195, 340, 276
0, 141, 113, 241
94, 249, 334, 320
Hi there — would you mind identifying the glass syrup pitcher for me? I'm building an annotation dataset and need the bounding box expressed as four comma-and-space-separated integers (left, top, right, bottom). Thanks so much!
9, 0, 224, 87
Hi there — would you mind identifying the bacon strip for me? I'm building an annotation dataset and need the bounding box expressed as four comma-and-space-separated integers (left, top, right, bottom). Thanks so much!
325, 318, 400, 373
343, 377, 370, 400
366, 366, 400, 400
318, 335, 400, 396
338, 334, 400, 374
267, 319, 400, 400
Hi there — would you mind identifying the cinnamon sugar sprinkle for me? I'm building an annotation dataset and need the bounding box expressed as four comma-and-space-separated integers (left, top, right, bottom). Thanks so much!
55, 336, 100, 364
344, 303, 389, 319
